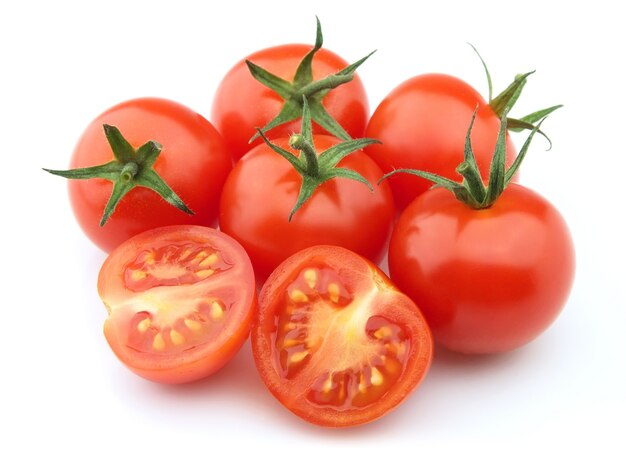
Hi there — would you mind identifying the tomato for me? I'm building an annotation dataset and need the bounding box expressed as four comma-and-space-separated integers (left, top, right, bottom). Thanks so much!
388, 184, 575, 354
62, 98, 231, 253
252, 245, 433, 427
97, 225, 256, 384
211, 43, 369, 161
218, 135, 394, 281
365, 74, 517, 210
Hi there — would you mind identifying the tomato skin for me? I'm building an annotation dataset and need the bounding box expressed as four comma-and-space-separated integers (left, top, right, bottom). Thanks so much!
69, 98, 232, 253
365, 73, 516, 210
211, 44, 369, 161
218, 135, 394, 281
98, 225, 256, 384
252, 245, 433, 427
388, 185, 575, 354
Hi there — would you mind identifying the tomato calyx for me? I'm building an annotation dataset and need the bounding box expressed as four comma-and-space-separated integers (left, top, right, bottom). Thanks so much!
257, 96, 379, 220
381, 109, 545, 209
44, 124, 193, 226
246, 16, 375, 144
469, 44, 562, 147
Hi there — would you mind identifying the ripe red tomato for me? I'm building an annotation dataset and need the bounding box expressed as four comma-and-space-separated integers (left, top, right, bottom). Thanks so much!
97, 225, 256, 384
388, 184, 575, 354
252, 245, 433, 427
66, 98, 231, 253
218, 135, 394, 281
365, 74, 517, 210
211, 44, 369, 161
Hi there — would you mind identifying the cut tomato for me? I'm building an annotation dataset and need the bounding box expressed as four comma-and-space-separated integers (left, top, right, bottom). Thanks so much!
252, 245, 433, 427
98, 226, 256, 384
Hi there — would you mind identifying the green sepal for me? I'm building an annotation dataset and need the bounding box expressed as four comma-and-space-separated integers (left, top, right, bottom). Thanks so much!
44, 124, 193, 226
470, 44, 561, 144
260, 96, 376, 221
248, 17, 374, 144
380, 109, 550, 210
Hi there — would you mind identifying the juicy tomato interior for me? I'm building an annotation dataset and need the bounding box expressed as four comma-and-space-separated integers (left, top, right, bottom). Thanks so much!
253, 246, 433, 427
98, 226, 256, 384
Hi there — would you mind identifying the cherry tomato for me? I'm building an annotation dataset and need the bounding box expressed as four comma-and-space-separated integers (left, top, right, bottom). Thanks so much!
252, 245, 433, 427
365, 74, 517, 210
98, 225, 256, 384
67, 98, 231, 253
218, 135, 394, 281
211, 44, 369, 161
388, 185, 575, 354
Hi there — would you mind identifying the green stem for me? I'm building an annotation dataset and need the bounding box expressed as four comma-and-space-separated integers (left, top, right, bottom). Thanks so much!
120, 162, 139, 183
299, 73, 353, 97
289, 134, 319, 177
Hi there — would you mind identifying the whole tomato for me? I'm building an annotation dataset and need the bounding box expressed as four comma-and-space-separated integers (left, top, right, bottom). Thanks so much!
389, 184, 575, 353
211, 18, 370, 161
386, 113, 574, 354
46, 98, 231, 253
219, 133, 394, 281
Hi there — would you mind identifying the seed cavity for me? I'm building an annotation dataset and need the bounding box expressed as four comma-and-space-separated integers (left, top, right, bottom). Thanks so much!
137, 318, 151, 333
289, 350, 309, 364
195, 269, 215, 279
199, 253, 218, 268
169, 329, 185, 345
210, 301, 225, 320
184, 318, 202, 331
290, 289, 308, 303
327, 282, 340, 303
370, 367, 383, 386
304, 268, 317, 289
153, 333, 166, 351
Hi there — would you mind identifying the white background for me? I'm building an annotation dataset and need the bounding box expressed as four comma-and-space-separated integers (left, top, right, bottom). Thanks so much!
1, 0, 624, 460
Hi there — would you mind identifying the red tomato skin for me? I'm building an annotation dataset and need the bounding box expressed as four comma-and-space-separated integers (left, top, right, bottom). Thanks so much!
218, 135, 395, 281
211, 44, 369, 161
68, 98, 232, 253
365, 73, 517, 210
388, 185, 575, 354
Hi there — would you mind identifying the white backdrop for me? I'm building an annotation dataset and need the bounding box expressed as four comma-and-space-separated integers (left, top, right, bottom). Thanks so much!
1, 1, 624, 460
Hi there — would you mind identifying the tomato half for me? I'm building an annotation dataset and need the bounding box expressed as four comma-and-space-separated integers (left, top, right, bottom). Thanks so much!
252, 245, 433, 427
68, 98, 231, 253
388, 185, 575, 354
211, 44, 369, 161
365, 74, 516, 210
218, 135, 395, 281
98, 226, 256, 384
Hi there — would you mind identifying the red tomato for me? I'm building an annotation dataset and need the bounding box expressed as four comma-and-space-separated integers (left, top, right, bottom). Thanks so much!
252, 245, 433, 427
388, 185, 575, 354
218, 135, 394, 281
68, 98, 231, 252
211, 44, 369, 161
98, 226, 256, 384
365, 74, 517, 210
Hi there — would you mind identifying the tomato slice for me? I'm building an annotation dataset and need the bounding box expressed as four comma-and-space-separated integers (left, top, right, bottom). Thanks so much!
98, 225, 256, 384
252, 245, 433, 427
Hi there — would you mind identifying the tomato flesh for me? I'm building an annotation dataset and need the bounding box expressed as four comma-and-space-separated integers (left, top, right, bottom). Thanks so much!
252, 246, 432, 427
98, 226, 256, 384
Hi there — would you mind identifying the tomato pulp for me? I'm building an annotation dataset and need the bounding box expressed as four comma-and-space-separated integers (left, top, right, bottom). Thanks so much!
252, 245, 433, 427
98, 226, 256, 384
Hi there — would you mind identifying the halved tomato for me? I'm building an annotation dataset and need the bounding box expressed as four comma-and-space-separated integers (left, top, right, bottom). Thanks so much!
98, 225, 256, 384
252, 245, 433, 427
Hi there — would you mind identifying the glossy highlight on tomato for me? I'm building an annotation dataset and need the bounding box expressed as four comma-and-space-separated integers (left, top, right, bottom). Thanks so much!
388, 185, 575, 354
68, 98, 231, 253
252, 245, 433, 427
365, 74, 516, 210
218, 135, 394, 281
98, 226, 256, 384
